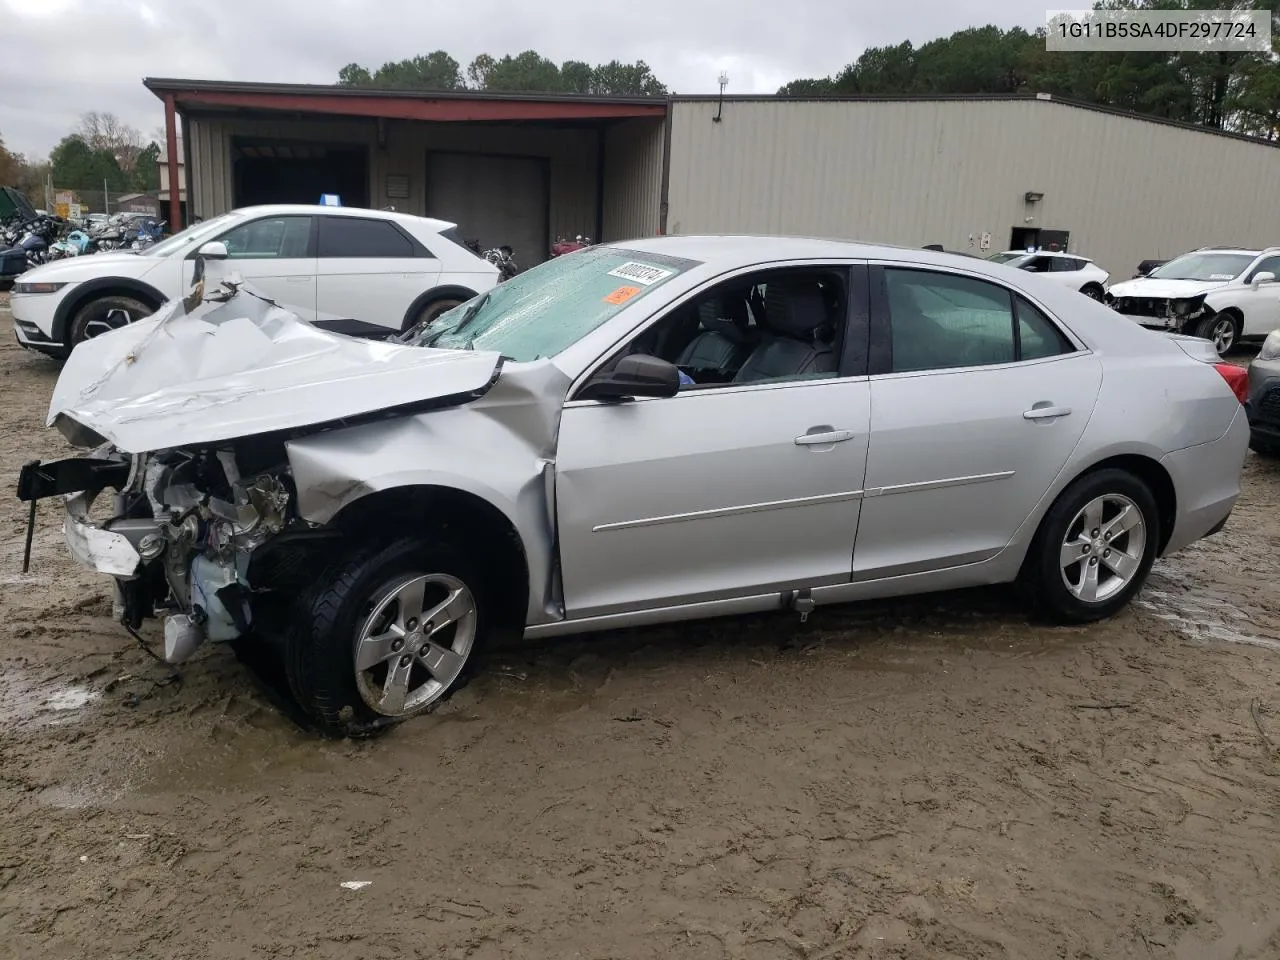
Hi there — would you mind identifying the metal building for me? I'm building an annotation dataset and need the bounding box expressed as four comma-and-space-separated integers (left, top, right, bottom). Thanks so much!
147, 78, 1280, 278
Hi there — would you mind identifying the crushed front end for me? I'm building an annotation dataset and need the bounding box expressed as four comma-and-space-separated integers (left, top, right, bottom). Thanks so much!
19, 438, 326, 663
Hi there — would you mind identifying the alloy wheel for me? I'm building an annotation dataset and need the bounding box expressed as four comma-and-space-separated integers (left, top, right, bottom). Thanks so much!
353, 573, 477, 716
1059, 493, 1147, 604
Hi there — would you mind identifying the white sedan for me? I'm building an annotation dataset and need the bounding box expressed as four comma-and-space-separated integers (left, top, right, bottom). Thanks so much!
987, 250, 1110, 301
10, 204, 499, 358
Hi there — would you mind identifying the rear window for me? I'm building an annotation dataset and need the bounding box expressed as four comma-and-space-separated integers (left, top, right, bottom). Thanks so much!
409, 246, 700, 360
318, 217, 416, 258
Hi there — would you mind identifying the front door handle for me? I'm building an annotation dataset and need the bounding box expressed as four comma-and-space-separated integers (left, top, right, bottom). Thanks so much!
795, 429, 856, 445
1023, 404, 1072, 421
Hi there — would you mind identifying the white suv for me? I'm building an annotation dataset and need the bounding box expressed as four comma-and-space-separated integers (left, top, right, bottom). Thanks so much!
986, 250, 1110, 300
11, 204, 499, 358
1105, 246, 1280, 356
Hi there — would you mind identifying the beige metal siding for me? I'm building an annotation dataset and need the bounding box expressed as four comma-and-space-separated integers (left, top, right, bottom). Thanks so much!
666, 98, 1280, 280
601, 118, 664, 241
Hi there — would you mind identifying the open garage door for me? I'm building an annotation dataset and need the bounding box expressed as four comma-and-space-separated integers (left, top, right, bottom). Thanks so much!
233, 139, 369, 208
426, 152, 549, 266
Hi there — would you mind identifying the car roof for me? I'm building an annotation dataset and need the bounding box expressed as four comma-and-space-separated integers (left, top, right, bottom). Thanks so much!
609, 234, 1084, 275
998, 249, 1089, 260
228, 204, 456, 233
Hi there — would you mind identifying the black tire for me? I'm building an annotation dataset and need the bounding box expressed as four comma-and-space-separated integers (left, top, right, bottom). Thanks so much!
1080, 283, 1105, 301
1251, 438, 1280, 458
1194, 311, 1240, 357
285, 536, 487, 738
408, 297, 462, 332
1017, 468, 1159, 625
67, 294, 153, 350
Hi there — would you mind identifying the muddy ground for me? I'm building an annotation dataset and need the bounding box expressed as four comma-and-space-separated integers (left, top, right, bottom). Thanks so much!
1, 296, 1279, 960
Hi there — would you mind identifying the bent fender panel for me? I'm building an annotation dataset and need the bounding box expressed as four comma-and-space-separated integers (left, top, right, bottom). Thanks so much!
286, 361, 573, 626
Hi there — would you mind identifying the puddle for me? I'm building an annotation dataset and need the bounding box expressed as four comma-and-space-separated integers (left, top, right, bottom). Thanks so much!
0, 670, 102, 726
1138, 566, 1280, 653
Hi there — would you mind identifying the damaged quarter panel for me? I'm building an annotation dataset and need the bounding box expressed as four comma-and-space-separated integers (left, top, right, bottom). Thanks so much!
286, 360, 573, 625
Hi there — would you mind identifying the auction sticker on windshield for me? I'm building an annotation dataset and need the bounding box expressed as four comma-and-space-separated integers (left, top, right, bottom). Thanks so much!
607, 262, 674, 286
604, 285, 642, 305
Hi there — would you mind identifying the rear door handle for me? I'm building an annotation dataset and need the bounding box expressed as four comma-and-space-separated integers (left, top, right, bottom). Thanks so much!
795, 429, 856, 445
1023, 405, 1072, 421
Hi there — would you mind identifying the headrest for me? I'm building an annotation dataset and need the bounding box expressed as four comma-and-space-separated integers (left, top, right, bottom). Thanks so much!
697, 293, 751, 343
765, 282, 829, 338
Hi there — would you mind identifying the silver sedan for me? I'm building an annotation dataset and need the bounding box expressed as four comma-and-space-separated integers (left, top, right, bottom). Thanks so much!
30, 237, 1251, 736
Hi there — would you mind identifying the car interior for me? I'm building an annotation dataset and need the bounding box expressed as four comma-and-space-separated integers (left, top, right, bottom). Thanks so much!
609, 269, 847, 389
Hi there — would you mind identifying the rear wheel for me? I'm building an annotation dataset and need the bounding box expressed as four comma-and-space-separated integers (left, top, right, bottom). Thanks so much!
285, 536, 486, 738
1194, 312, 1240, 357
1080, 283, 1105, 301
67, 294, 153, 350
1018, 468, 1159, 624
408, 297, 462, 334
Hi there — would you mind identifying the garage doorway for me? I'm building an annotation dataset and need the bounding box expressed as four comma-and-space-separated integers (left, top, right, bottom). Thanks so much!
426, 151, 549, 266
232, 139, 370, 208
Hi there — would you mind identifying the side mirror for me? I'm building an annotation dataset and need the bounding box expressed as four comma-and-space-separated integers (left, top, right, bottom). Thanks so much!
578, 354, 681, 403
1252, 271, 1276, 290
192, 240, 229, 284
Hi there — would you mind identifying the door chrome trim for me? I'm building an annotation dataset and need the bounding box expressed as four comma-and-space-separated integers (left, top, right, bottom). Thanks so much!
863, 470, 1014, 498
592, 488, 867, 532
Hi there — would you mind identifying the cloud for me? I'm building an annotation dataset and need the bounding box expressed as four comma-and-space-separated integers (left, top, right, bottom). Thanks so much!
0, 0, 1041, 158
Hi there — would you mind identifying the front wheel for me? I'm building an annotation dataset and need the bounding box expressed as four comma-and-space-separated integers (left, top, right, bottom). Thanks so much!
285, 537, 486, 737
1080, 284, 1105, 301
1194, 312, 1240, 357
67, 294, 153, 350
1018, 468, 1159, 624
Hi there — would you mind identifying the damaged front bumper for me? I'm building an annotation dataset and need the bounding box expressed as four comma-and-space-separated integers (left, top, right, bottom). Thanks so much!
18, 447, 311, 665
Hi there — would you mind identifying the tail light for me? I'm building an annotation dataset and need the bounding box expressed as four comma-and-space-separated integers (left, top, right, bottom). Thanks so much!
1213, 362, 1248, 404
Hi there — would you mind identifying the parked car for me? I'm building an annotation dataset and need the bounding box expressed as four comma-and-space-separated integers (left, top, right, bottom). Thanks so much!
9, 204, 499, 358
986, 250, 1110, 300
1245, 329, 1280, 457
20, 237, 1249, 736
1104, 246, 1280, 356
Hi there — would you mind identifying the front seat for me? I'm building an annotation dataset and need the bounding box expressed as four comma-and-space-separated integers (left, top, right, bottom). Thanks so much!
733, 281, 836, 383
676, 293, 756, 379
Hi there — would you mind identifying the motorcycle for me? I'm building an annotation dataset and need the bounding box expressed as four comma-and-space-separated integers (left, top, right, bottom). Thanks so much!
482, 244, 518, 282
550, 234, 592, 257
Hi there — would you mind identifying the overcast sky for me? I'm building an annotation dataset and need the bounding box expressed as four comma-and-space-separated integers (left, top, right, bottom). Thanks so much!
0, 0, 1042, 158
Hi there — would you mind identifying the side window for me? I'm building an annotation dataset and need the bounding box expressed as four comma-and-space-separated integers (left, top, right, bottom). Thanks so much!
1050, 257, 1080, 273
318, 217, 416, 258
1249, 256, 1280, 282
1016, 295, 1075, 360
1021, 256, 1052, 273
885, 269, 1015, 372
593, 267, 849, 392
219, 217, 312, 259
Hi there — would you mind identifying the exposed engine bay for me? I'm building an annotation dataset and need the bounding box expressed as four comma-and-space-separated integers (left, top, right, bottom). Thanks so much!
59, 438, 299, 663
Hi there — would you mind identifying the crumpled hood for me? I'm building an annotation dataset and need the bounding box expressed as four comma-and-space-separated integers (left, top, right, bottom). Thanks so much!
1108, 277, 1226, 300
47, 284, 502, 454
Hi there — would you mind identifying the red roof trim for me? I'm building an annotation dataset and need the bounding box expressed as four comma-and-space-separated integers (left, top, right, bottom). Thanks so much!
168, 89, 666, 121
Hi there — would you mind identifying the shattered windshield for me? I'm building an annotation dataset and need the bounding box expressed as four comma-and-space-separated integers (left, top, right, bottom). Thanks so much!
405, 246, 699, 360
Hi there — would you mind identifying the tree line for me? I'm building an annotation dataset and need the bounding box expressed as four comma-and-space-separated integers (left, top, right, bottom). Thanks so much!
339, 51, 667, 96
1, 112, 162, 208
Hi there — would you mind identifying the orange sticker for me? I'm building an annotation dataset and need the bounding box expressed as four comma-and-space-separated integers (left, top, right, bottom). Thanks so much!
604, 285, 641, 305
